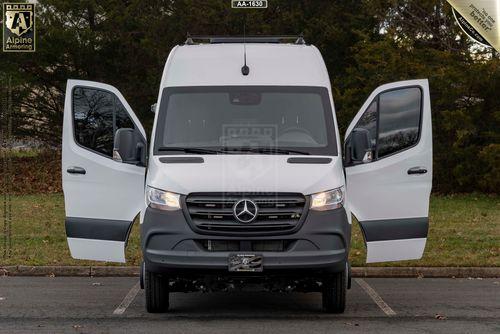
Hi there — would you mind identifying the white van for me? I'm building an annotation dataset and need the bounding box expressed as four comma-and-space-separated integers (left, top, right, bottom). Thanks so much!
62, 36, 432, 313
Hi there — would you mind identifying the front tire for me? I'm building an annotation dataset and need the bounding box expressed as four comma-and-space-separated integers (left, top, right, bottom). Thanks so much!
145, 269, 170, 313
322, 268, 347, 313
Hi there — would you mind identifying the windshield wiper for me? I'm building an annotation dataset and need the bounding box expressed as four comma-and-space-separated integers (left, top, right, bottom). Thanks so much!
221, 147, 310, 155
158, 147, 222, 154
159, 147, 310, 155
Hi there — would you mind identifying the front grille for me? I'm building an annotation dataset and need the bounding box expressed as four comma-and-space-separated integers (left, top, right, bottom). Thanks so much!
184, 192, 308, 235
198, 240, 295, 252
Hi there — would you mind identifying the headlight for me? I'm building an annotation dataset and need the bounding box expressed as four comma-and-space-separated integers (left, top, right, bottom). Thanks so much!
310, 187, 344, 211
146, 186, 181, 211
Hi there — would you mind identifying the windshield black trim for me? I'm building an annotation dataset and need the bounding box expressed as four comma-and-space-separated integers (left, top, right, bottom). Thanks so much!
153, 86, 338, 156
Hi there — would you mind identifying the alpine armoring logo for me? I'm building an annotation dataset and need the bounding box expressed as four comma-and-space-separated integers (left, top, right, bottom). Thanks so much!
3, 3, 35, 52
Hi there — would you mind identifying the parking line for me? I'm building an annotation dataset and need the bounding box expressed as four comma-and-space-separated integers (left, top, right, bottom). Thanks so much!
113, 282, 140, 315
355, 278, 396, 316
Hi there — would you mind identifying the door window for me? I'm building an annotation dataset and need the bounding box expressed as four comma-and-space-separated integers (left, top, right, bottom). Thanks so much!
350, 87, 422, 161
115, 101, 135, 130
73, 87, 134, 157
377, 88, 421, 157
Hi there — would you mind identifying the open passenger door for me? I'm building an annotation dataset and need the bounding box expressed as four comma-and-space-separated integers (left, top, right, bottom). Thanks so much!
344, 79, 432, 263
62, 80, 147, 262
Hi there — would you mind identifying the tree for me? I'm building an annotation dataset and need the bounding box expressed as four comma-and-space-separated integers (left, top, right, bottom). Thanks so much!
0, 0, 498, 192
334, 0, 499, 192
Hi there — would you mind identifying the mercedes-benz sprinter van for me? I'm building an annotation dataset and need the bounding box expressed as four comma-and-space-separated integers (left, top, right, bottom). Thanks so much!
62, 36, 432, 313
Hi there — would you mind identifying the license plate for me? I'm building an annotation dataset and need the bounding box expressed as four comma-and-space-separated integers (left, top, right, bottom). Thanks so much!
228, 254, 263, 272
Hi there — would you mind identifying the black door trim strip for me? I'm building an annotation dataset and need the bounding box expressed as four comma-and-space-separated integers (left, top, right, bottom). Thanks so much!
65, 217, 133, 241
359, 217, 428, 242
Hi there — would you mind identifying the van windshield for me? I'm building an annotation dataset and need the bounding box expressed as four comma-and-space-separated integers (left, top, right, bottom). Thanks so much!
153, 86, 337, 156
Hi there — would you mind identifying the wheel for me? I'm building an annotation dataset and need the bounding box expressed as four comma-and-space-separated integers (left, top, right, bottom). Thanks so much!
144, 269, 170, 313
322, 268, 347, 313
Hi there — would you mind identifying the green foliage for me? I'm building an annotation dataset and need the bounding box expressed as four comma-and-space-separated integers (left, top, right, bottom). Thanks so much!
0, 0, 498, 193
0, 149, 61, 194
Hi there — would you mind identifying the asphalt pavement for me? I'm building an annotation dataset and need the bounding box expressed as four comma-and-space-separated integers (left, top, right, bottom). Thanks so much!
0, 276, 498, 333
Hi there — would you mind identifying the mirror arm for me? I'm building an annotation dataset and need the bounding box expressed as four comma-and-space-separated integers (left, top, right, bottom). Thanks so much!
344, 143, 352, 166
135, 141, 147, 167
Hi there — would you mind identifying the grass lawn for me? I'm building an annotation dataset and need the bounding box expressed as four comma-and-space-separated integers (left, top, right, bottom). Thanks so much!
0, 193, 498, 267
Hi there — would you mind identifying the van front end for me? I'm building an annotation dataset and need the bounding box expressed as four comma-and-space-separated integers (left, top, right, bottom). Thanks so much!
141, 189, 350, 279
140, 80, 350, 312
140, 181, 351, 313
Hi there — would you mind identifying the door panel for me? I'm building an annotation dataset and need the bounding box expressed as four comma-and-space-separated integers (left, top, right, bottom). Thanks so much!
345, 79, 432, 263
365, 238, 427, 263
62, 80, 146, 262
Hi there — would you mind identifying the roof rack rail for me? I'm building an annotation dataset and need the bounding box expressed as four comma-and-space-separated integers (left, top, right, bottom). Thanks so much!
184, 34, 306, 45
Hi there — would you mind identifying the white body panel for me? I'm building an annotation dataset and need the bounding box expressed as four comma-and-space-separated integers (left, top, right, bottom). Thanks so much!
62, 80, 146, 262
346, 143, 431, 221
162, 44, 331, 88
345, 79, 432, 263
366, 238, 427, 263
67, 238, 126, 263
147, 155, 344, 195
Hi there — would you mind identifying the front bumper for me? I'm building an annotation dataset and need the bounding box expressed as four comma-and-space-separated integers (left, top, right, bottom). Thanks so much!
141, 205, 350, 276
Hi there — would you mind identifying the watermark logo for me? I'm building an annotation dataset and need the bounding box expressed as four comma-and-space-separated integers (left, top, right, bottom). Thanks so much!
231, 1, 268, 9
3, 3, 35, 52
221, 124, 276, 146
221, 124, 278, 192
447, 0, 499, 51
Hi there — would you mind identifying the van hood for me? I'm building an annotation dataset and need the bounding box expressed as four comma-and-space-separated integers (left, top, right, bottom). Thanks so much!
147, 155, 344, 195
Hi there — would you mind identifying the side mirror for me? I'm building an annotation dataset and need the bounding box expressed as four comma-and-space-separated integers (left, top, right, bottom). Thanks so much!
348, 128, 373, 164
113, 128, 146, 165
150, 103, 157, 114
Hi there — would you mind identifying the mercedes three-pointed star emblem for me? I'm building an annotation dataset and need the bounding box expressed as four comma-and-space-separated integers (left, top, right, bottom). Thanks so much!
232, 199, 258, 223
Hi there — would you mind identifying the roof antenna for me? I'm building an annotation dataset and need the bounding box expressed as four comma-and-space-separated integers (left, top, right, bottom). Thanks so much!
241, 23, 250, 76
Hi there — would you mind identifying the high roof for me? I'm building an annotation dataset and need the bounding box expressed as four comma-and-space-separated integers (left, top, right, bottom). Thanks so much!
160, 43, 331, 88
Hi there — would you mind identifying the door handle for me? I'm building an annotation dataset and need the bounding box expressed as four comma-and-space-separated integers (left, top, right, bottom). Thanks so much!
407, 167, 427, 175
67, 166, 86, 175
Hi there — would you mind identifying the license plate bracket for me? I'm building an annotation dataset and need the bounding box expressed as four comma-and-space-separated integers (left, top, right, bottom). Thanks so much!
228, 253, 263, 272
